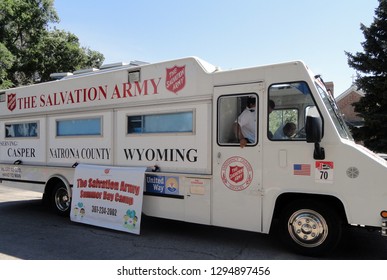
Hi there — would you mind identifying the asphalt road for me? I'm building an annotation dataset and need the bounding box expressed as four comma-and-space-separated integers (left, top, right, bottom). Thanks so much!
0, 183, 386, 260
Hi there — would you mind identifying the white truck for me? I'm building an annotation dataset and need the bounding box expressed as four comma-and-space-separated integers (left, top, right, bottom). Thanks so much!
0, 57, 386, 256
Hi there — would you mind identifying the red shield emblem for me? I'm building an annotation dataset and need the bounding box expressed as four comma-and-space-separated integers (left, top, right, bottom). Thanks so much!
229, 165, 244, 184
7, 93, 16, 111
165, 65, 186, 94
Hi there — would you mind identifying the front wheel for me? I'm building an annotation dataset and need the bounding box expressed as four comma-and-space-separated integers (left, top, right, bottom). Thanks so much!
278, 200, 342, 256
50, 182, 71, 216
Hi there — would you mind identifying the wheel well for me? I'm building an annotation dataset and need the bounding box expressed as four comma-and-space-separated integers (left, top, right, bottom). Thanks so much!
43, 176, 69, 205
272, 193, 348, 224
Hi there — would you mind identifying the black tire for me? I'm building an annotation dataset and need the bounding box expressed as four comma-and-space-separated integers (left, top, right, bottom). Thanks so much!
278, 199, 342, 256
50, 181, 71, 217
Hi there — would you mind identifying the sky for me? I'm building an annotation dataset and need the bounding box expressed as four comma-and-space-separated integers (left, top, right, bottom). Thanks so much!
53, 0, 379, 97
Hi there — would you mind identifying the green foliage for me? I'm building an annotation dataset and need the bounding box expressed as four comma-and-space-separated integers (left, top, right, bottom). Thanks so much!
0, 0, 104, 87
269, 109, 298, 133
32, 29, 104, 82
346, 0, 387, 152
0, 42, 15, 89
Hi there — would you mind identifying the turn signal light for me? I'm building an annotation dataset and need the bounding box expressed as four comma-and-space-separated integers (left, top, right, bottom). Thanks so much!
381, 211, 387, 218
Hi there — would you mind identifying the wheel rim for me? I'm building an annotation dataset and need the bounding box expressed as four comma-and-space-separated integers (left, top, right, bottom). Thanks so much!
287, 209, 328, 248
55, 186, 70, 212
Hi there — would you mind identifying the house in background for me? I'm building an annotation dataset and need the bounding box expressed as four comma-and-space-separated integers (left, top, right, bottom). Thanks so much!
335, 84, 365, 128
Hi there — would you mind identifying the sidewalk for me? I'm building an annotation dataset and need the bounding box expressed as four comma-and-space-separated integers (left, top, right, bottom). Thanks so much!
0, 183, 42, 203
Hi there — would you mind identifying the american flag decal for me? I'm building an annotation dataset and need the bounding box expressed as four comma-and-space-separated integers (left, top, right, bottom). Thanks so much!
293, 164, 311, 176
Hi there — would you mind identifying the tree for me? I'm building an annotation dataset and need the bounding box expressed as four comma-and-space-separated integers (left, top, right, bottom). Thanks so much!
346, 0, 387, 152
0, 0, 104, 87
0, 0, 59, 85
32, 29, 104, 82
0, 42, 15, 89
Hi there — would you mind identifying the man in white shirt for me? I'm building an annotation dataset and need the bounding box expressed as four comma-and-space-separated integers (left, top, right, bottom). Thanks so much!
234, 97, 256, 148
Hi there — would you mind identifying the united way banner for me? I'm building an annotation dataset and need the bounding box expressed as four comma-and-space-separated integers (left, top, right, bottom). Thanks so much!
70, 164, 146, 235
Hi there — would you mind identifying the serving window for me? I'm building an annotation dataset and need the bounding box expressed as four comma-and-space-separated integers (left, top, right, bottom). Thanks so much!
127, 111, 194, 134
56, 117, 102, 137
5, 121, 39, 138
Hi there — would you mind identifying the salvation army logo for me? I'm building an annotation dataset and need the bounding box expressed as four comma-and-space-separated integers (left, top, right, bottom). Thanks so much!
7, 93, 16, 111
229, 165, 244, 183
165, 65, 186, 94
221, 156, 253, 191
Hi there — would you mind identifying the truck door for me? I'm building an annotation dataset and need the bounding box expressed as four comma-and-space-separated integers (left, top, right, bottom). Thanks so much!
212, 83, 264, 232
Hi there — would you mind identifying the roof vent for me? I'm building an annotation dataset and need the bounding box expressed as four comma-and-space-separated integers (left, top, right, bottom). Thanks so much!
129, 60, 149, 66
50, 72, 74, 80
100, 62, 129, 70
73, 68, 99, 75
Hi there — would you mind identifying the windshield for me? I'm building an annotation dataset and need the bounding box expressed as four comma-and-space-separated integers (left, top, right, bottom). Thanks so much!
315, 81, 353, 140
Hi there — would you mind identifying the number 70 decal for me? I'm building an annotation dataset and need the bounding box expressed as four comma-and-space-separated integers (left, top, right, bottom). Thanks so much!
315, 161, 334, 183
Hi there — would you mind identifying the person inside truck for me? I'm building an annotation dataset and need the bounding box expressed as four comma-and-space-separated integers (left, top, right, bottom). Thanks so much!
273, 122, 297, 139
233, 96, 257, 148
267, 100, 276, 138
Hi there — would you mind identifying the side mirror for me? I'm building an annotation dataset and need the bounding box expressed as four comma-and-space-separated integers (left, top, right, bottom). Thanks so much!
305, 116, 325, 160
305, 116, 322, 143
